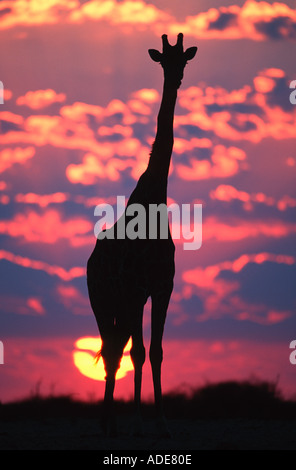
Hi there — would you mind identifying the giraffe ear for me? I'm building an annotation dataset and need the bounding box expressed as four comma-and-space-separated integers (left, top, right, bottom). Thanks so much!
148, 49, 162, 63
184, 46, 198, 61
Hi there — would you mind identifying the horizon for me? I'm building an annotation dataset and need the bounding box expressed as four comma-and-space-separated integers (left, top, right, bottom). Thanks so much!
0, 0, 296, 405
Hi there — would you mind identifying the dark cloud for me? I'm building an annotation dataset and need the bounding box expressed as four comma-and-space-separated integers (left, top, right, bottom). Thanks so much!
255, 16, 296, 40
208, 12, 238, 31
227, 117, 257, 132
0, 259, 94, 337
0, 120, 22, 133
219, 261, 296, 312
0, 7, 11, 18
179, 294, 204, 316
266, 77, 295, 111
206, 103, 263, 115
176, 124, 212, 139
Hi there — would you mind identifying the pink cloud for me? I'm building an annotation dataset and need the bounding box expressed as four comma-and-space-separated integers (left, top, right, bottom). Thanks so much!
0, 146, 35, 173
1, 0, 295, 44
17, 89, 66, 109
182, 252, 295, 323
0, 294, 45, 316
0, 0, 79, 29
27, 297, 45, 315
15, 192, 69, 208
238, 308, 291, 325
68, 0, 171, 25
0, 249, 85, 281
0, 209, 93, 245
202, 216, 296, 242
59, 102, 104, 122
177, 72, 296, 144
13, 192, 117, 209
210, 184, 296, 212
169, 1, 296, 41
57, 284, 90, 315
1, 72, 295, 186
176, 145, 247, 181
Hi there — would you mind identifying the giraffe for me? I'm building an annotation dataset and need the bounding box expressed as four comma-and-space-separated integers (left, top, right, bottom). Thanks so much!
87, 33, 197, 436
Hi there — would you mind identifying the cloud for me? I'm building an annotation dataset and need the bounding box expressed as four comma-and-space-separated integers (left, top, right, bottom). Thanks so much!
1, 73, 295, 186
0, 146, 35, 173
68, 0, 171, 25
0, 94, 153, 184
169, 1, 296, 41
182, 252, 295, 324
15, 192, 69, 208
0, 294, 45, 316
0, 209, 93, 245
210, 184, 296, 212
66, 150, 147, 184
1, 0, 295, 44
202, 216, 296, 242
59, 101, 104, 122
0, 0, 171, 30
27, 296, 45, 315
0, 0, 79, 29
177, 70, 296, 144
57, 284, 90, 315
0, 249, 85, 281
16, 89, 66, 109
14, 192, 117, 209
176, 145, 247, 181
0, 111, 24, 134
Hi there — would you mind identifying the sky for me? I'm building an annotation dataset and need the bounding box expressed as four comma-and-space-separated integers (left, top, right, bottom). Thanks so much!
0, 0, 296, 404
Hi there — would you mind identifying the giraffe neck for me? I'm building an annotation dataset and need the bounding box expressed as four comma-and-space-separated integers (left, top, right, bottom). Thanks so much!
147, 80, 178, 180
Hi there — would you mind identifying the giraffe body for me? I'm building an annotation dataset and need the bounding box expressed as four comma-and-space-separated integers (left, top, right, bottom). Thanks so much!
87, 34, 197, 436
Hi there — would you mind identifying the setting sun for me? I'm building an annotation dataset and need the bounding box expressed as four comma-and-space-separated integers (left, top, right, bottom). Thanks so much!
73, 337, 134, 381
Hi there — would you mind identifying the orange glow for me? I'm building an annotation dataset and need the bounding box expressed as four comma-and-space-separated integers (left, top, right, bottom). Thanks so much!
69, 0, 171, 25
0, 209, 92, 244
73, 337, 133, 381
27, 297, 45, 315
253, 76, 275, 93
177, 144, 246, 181
169, 0, 296, 41
132, 89, 159, 103
15, 192, 68, 207
0, 146, 35, 173
16, 89, 66, 109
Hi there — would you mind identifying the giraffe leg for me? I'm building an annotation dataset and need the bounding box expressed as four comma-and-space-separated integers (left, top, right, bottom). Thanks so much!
101, 330, 130, 437
130, 307, 146, 435
102, 374, 117, 437
150, 288, 172, 437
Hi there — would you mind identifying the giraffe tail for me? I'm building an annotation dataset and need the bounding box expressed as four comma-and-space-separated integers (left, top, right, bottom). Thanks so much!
94, 349, 102, 365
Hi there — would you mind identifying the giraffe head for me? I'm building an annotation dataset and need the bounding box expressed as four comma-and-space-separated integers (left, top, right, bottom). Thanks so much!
148, 33, 197, 89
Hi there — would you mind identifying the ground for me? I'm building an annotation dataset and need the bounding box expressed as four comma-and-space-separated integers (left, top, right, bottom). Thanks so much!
1, 381, 296, 450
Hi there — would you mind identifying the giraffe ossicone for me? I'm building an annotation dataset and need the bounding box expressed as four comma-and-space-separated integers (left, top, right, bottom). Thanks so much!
148, 33, 197, 88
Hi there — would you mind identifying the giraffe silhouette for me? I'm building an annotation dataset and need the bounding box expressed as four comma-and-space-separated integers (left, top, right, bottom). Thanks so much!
87, 33, 197, 436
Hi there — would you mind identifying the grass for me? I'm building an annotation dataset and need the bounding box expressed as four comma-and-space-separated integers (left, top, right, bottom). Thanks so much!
1, 378, 295, 422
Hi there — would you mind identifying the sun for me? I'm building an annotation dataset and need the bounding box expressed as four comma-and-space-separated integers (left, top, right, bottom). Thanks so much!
73, 336, 134, 381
